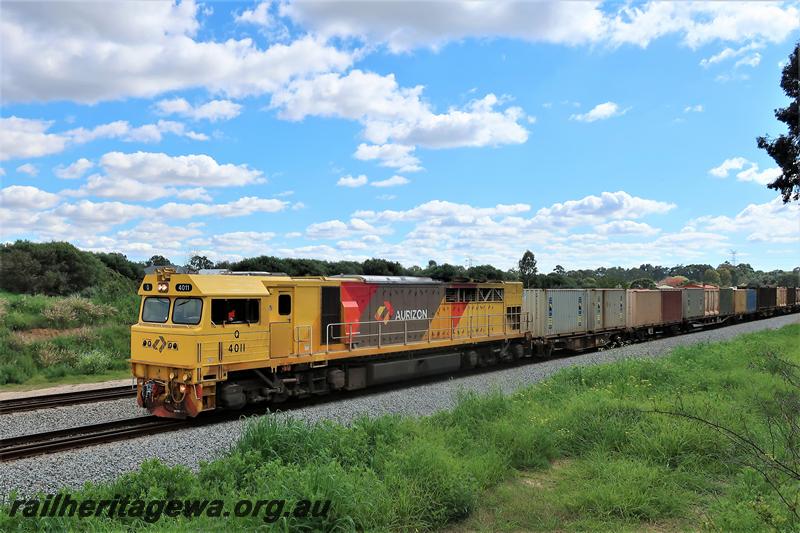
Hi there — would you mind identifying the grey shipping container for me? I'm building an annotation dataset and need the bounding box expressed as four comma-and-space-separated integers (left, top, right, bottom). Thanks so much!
523, 289, 589, 337
597, 289, 626, 330
626, 290, 662, 328
682, 288, 705, 319
719, 288, 735, 316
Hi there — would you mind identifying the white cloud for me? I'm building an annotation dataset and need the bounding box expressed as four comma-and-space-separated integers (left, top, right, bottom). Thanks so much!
709, 157, 748, 177
337, 174, 368, 187
270, 70, 529, 167
281, 1, 606, 52
175, 187, 212, 202
0, 117, 68, 161
596, 220, 660, 236
354, 199, 531, 223
98, 151, 263, 187
0, 185, 59, 209
608, 3, 799, 48
700, 42, 763, 67
306, 218, 385, 240
282, 1, 799, 52
709, 157, 779, 185
155, 98, 242, 122
354, 143, 422, 172
1, 2, 353, 103
371, 175, 409, 188
570, 102, 628, 122
16, 163, 38, 176
683, 104, 703, 113
55, 158, 94, 179
0, 116, 208, 161
529, 191, 675, 227
235, 2, 271, 26
694, 197, 800, 244
735, 53, 761, 68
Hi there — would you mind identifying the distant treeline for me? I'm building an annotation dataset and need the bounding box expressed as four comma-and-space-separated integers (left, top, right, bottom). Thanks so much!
1, 241, 797, 296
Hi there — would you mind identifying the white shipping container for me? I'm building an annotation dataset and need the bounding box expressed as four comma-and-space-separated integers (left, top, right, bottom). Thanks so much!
599, 289, 627, 330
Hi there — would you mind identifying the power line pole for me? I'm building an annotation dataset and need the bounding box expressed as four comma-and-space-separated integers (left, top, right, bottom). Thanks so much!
730, 249, 738, 267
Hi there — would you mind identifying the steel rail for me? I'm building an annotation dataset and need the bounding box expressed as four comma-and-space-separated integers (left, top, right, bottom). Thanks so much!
0, 386, 136, 415
0, 416, 190, 462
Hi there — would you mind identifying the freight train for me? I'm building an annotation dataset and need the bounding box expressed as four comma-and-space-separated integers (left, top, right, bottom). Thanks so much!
130, 269, 799, 418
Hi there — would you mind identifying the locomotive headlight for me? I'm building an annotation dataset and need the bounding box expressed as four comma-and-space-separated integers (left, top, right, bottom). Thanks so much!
158, 283, 169, 292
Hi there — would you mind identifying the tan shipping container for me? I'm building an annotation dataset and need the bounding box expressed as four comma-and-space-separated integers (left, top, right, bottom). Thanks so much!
626, 290, 662, 328
704, 287, 720, 316
777, 287, 787, 307
733, 288, 748, 315
599, 289, 627, 330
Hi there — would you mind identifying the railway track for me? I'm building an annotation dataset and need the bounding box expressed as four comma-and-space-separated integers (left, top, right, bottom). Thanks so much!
0, 416, 190, 462
0, 385, 136, 415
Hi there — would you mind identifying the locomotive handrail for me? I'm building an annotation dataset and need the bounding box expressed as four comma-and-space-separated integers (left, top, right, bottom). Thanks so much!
323, 310, 527, 353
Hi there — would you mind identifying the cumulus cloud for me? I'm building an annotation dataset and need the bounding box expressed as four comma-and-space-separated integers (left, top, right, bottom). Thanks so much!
709, 157, 779, 185
155, 98, 242, 122
354, 143, 421, 173
1, 1, 353, 103
282, 1, 799, 52
15, 163, 38, 176
529, 191, 675, 227
234, 2, 271, 26
683, 104, 703, 113
55, 158, 94, 179
306, 218, 385, 240
734, 53, 761, 68
98, 151, 263, 188
337, 174, 368, 187
0, 185, 59, 209
271, 70, 528, 169
0, 116, 207, 161
371, 175, 409, 187
694, 197, 800, 243
570, 102, 628, 122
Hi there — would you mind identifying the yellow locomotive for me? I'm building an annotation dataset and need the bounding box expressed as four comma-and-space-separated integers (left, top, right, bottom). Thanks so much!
131, 269, 524, 417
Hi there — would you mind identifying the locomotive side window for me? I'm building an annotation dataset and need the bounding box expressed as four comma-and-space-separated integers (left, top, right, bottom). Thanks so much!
211, 299, 260, 324
172, 298, 203, 325
142, 297, 170, 323
278, 294, 292, 315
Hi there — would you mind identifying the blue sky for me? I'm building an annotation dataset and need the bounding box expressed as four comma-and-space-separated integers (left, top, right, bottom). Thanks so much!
1, 1, 798, 271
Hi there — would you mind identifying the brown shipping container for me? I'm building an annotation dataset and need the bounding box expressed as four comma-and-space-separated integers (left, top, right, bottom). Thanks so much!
788, 288, 797, 306
733, 289, 748, 315
626, 290, 662, 328
777, 287, 787, 307
757, 287, 777, 309
661, 289, 682, 323
705, 287, 720, 316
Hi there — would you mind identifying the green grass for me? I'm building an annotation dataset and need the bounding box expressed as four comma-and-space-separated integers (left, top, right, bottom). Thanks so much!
1, 325, 799, 532
0, 286, 138, 388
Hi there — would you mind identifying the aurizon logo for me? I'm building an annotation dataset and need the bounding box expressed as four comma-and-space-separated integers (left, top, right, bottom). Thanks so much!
374, 301, 394, 324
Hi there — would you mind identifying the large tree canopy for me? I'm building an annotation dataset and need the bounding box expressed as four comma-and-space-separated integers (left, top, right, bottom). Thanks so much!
758, 42, 799, 203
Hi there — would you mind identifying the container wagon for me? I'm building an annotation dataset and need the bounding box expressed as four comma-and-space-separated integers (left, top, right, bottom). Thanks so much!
777, 287, 788, 307
733, 288, 747, 315
704, 287, 720, 317
682, 288, 705, 319
757, 287, 778, 310
627, 290, 662, 329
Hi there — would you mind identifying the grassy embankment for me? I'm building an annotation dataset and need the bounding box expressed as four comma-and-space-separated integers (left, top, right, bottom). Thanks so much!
0, 275, 138, 389
2, 325, 799, 531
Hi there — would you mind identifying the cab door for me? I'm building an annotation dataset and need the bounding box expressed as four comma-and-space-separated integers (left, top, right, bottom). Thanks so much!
269, 288, 294, 358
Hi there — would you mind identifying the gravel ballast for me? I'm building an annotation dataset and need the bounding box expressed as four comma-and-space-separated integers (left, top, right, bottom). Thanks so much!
1, 314, 797, 498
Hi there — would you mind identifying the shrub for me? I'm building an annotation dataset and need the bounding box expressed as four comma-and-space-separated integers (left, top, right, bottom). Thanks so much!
37, 344, 78, 368
43, 297, 116, 327
74, 350, 115, 374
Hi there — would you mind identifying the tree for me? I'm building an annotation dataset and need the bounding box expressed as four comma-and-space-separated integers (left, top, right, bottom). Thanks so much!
703, 268, 721, 286
758, 42, 799, 202
147, 255, 172, 266
553, 265, 566, 275
517, 250, 538, 288
717, 267, 732, 287
187, 255, 214, 272
629, 278, 657, 289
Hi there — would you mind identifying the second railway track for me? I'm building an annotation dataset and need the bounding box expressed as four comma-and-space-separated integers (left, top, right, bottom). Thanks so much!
0, 385, 136, 415
0, 416, 190, 462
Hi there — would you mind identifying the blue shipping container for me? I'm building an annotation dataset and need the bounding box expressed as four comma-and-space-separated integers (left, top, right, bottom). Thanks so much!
746, 289, 757, 313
